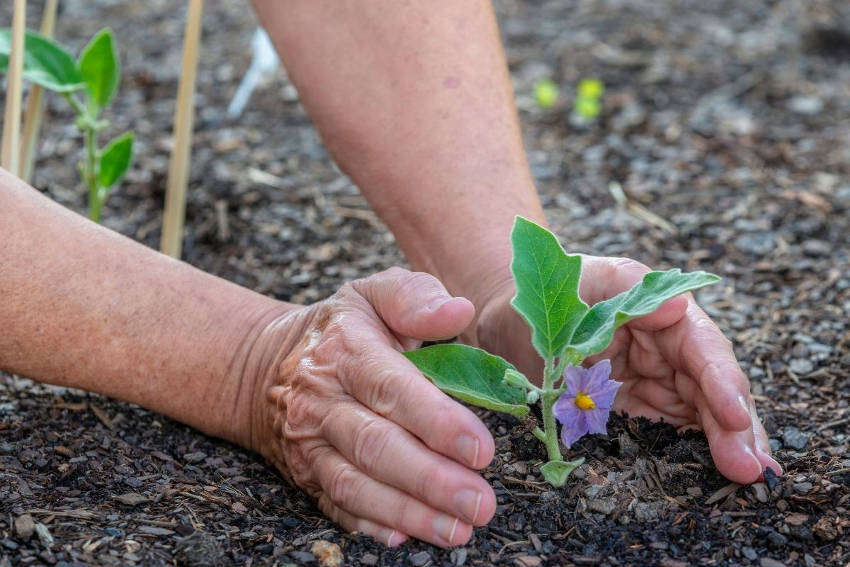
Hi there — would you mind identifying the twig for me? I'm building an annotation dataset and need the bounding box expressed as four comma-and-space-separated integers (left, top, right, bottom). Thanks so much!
1, 0, 26, 175
608, 181, 677, 234
20, 0, 59, 183
161, 0, 204, 258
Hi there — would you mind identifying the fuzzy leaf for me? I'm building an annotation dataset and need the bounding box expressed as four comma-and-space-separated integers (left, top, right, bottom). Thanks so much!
77, 28, 120, 113
510, 217, 588, 359
404, 344, 529, 417
540, 458, 584, 487
568, 269, 721, 357
0, 29, 84, 92
98, 132, 134, 189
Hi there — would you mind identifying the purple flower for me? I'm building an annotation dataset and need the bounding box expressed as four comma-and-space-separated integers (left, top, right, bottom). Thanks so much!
552, 360, 622, 448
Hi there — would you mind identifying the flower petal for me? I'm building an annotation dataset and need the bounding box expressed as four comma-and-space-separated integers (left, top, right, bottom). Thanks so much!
589, 378, 622, 409
582, 359, 612, 394
561, 365, 584, 397
584, 407, 610, 435
559, 410, 589, 448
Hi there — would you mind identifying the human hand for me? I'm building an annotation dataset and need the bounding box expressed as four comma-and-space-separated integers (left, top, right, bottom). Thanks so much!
252, 268, 497, 547
471, 255, 782, 484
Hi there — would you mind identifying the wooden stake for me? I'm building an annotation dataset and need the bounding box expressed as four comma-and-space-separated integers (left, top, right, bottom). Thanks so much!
20, 0, 59, 183
1, 0, 26, 176
161, 0, 204, 258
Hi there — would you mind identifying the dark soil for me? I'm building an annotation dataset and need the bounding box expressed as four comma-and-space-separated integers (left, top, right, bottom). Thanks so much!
2, 0, 850, 565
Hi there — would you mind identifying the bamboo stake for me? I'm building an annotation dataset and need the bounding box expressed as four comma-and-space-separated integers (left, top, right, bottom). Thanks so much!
161, 0, 204, 258
1, 0, 26, 176
19, 0, 59, 183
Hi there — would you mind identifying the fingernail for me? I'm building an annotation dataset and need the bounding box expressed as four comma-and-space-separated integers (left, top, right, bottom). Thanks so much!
456, 435, 479, 467
426, 296, 452, 312
383, 529, 405, 547
743, 444, 762, 472
454, 489, 482, 524
433, 514, 458, 545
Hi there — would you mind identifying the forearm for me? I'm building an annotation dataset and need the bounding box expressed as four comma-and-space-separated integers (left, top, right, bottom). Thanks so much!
0, 170, 295, 447
252, 0, 545, 306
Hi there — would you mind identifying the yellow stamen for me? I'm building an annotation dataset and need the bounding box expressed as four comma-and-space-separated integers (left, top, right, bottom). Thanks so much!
574, 392, 596, 410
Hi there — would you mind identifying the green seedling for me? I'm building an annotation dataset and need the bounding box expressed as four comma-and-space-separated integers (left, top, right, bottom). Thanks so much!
405, 217, 719, 487
1, 27, 134, 222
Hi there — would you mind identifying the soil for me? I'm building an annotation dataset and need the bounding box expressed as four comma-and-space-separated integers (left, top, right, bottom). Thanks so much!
2, 0, 849, 565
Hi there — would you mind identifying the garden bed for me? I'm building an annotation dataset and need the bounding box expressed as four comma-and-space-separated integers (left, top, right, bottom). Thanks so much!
1, 0, 849, 565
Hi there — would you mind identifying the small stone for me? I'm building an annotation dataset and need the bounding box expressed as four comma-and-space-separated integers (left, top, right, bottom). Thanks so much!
183, 451, 207, 463
14, 514, 35, 540
360, 553, 379, 566
289, 550, 316, 563
409, 550, 431, 566
584, 485, 603, 499
742, 547, 758, 560
788, 358, 814, 376
764, 468, 780, 491
451, 548, 468, 566
35, 523, 54, 549
767, 531, 788, 546
760, 558, 787, 567
686, 487, 703, 498
750, 483, 769, 503
787, 96, 823, 115
782, 427, 810, 450
114, 493, 149, 506
793, 482, 813, 494
587, 497, 616, 515
231, 501, 249, 514
513, 556, 542, 567
734, 232, 775, 255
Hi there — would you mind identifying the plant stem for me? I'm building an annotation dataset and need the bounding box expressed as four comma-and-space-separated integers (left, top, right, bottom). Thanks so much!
84, 127, 100, 221
540, 357, 562, 462
63, 94, 102, 221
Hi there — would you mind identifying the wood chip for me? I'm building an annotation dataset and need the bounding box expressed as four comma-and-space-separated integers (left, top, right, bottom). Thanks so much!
705, 482, 742, 505
89, 404, 115, 430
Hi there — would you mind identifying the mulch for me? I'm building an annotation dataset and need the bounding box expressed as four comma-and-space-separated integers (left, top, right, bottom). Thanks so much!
1, 0, 849, 565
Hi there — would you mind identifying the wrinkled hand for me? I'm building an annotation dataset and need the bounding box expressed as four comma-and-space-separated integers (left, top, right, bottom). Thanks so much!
254, 268, 497, 548
472, 256, 782, 483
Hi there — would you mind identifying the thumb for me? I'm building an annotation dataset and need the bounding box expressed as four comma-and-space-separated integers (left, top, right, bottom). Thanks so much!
351, 267, 475, 341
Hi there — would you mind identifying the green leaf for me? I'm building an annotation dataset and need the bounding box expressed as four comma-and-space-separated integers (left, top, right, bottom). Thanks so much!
568, 269, 721, 357
0, 29, 85, 92
98, 132, 133, 189
540, 458, 584, 487
77, 28, 120, 114
404, 344, 529, 417
510, 217, 589, 359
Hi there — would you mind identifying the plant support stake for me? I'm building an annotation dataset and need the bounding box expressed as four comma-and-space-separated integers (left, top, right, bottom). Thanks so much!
20, 0, 59, 183
1, 0, 26, 176
161, 0, 204, 259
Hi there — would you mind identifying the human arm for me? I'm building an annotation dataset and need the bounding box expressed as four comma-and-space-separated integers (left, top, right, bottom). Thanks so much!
0, 171, 496, 547
251, 0, 780, 485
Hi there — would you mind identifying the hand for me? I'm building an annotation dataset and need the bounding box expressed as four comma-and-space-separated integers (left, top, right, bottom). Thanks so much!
471, 256, 782, 484
251, 268, 497, 547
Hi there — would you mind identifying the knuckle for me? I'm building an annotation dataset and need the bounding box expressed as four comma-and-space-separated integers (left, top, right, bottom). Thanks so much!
351, 418, 393, 474
414, 462, 444, 501
327, 463, 363, 510
365, 365, 406, 417
610, 257, 650, 277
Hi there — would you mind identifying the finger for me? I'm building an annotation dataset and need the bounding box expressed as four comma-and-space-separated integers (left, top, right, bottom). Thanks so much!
692, 387, 763, 483
352, 267, 475, 341
338, 330, 495, 470
748, 396, 782, 477
580, 257, 688, 330
322, 401, 495, 525
658, 302, 751, 431
331, 507, 408, 548
311, 445, 474, 547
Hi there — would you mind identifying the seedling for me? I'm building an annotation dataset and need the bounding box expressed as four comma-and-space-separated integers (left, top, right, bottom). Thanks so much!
405, 217, 719, 487
1, 27, 134, 222
533, 78, 559, 110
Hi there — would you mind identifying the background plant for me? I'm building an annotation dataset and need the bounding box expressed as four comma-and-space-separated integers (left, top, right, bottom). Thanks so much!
1, 27, 133, 222
405, 217, 719, 487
